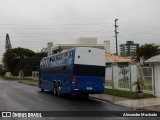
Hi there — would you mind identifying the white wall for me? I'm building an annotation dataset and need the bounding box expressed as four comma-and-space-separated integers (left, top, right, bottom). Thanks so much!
130, 63, 138, 92
154, 64, 160, 97
47, 42, 53, 56
103, 41, 110, 53
77, 37, 97, 45
105, 62, 138, 92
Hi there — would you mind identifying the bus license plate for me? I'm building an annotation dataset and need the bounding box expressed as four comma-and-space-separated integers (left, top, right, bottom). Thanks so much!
86, 87, 92, 90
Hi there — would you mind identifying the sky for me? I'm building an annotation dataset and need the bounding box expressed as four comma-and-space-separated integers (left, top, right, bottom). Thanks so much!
0, 0, 160, 64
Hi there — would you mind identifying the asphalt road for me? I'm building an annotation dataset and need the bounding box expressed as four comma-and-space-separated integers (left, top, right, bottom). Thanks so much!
0, 78, 159, 120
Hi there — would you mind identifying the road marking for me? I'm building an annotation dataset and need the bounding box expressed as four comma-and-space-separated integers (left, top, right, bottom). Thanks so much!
89, 97, 107, 103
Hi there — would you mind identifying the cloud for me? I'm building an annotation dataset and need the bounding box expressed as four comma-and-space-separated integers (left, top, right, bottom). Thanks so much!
0, 0, 160, 63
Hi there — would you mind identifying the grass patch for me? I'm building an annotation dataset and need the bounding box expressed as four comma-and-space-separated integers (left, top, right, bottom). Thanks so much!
1, 76, 20, 80
18, 79, 38, 86
104, 89, 156, 99
1, 76, 38, 86
1, 76, 34, 80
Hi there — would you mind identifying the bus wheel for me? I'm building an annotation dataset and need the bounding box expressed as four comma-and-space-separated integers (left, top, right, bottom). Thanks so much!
53, 83, 58, 96
57, 86, 61, 97
40, 83, 44, 92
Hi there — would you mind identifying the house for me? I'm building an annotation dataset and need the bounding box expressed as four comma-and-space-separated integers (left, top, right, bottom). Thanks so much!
145, 55, 160, 97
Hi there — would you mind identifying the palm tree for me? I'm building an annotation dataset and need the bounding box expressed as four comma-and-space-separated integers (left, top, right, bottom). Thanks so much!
135, 44, 160, 62
134, 80, 144, 93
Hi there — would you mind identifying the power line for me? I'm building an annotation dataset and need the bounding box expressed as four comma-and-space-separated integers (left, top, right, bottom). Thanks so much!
0, 26, 113, 30
119, 22, 160, 30
119, 29, 160, 36
0, 29, 113, 35
0, 22, 113, 27
119, 34, 160, 41
119, 31, 160, 39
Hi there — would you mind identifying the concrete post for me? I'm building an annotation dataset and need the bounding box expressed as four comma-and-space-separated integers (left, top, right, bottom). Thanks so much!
19, 70, 24, 79
112, 63, 118, 89
47, 42, 53, 56
103, 40, 110, 53
129, 62, 137, 92
32, 71, 34, 79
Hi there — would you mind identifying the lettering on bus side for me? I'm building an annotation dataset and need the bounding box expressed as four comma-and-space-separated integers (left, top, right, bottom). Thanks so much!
40, 50, 74, 75
48, 51, 73, 67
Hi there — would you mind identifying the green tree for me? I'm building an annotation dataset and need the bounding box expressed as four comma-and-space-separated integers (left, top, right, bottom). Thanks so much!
16, 52, 47, 76
0, 64, 6, 76
3, 47, 35, 75
3, 47, 47, 76
135, 44, 160, 61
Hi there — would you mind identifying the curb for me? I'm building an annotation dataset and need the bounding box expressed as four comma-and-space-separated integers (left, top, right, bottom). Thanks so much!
139, 106, 160, 112
89, 95, 113, 103
89, 95, 155, 111
89, 95, 136, 110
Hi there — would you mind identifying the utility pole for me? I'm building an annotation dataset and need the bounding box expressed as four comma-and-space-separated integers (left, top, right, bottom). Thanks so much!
114, 19, 119, 55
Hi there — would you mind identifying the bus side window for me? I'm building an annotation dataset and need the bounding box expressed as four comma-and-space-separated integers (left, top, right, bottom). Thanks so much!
56, 55, 58, 61
57, 55, 59, 61
60, 54, 62, 60
63, 53, 65, 58
63, 66, 66, 70
45, 59, 47, 67
54, 56, 57, 62
40, 61, 43, 68
69, 51, 72, 58
67, 52, 70, 58
50, 58, 52, 62
45, 59, 48, 67
46, 59, 49, 67
55, 55, 58, 62
44, 59, 46, 67
64, 52, 68, 57
52, 56, 55, 62
42, 60, 44, 68
68, 51, 70, 58
58, 55, 60, 60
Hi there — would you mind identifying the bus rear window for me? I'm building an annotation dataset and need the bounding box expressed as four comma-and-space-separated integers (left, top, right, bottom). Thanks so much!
73, 64, 105, 77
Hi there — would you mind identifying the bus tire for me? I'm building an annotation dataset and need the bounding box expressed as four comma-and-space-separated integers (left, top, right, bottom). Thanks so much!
53, 83, 58, 96
57, 86, 61, 97
40, 83, 44, 92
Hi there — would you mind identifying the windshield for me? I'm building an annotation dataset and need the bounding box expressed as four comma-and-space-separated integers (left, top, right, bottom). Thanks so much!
73, 64, 105, 77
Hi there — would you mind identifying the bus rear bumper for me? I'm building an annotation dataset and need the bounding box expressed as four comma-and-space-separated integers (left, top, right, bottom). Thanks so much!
71, 85, 104, 94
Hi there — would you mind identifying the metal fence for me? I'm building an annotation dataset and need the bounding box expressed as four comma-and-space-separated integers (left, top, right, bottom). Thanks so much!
105, 63, 153, 94
105, 62, 131, 91
117, 63, 130, 91
137, 67, 153, 93
105, 66, 113, 89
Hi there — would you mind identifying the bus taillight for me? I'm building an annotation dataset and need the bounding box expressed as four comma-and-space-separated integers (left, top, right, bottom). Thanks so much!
103, 77, 105, 85
72, 76, 76, 84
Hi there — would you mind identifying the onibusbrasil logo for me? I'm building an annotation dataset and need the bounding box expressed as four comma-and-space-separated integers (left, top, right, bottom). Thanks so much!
2, 112, 42, 117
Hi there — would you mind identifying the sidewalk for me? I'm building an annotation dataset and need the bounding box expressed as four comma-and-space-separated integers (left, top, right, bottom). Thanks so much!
89, 94, 160, 111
